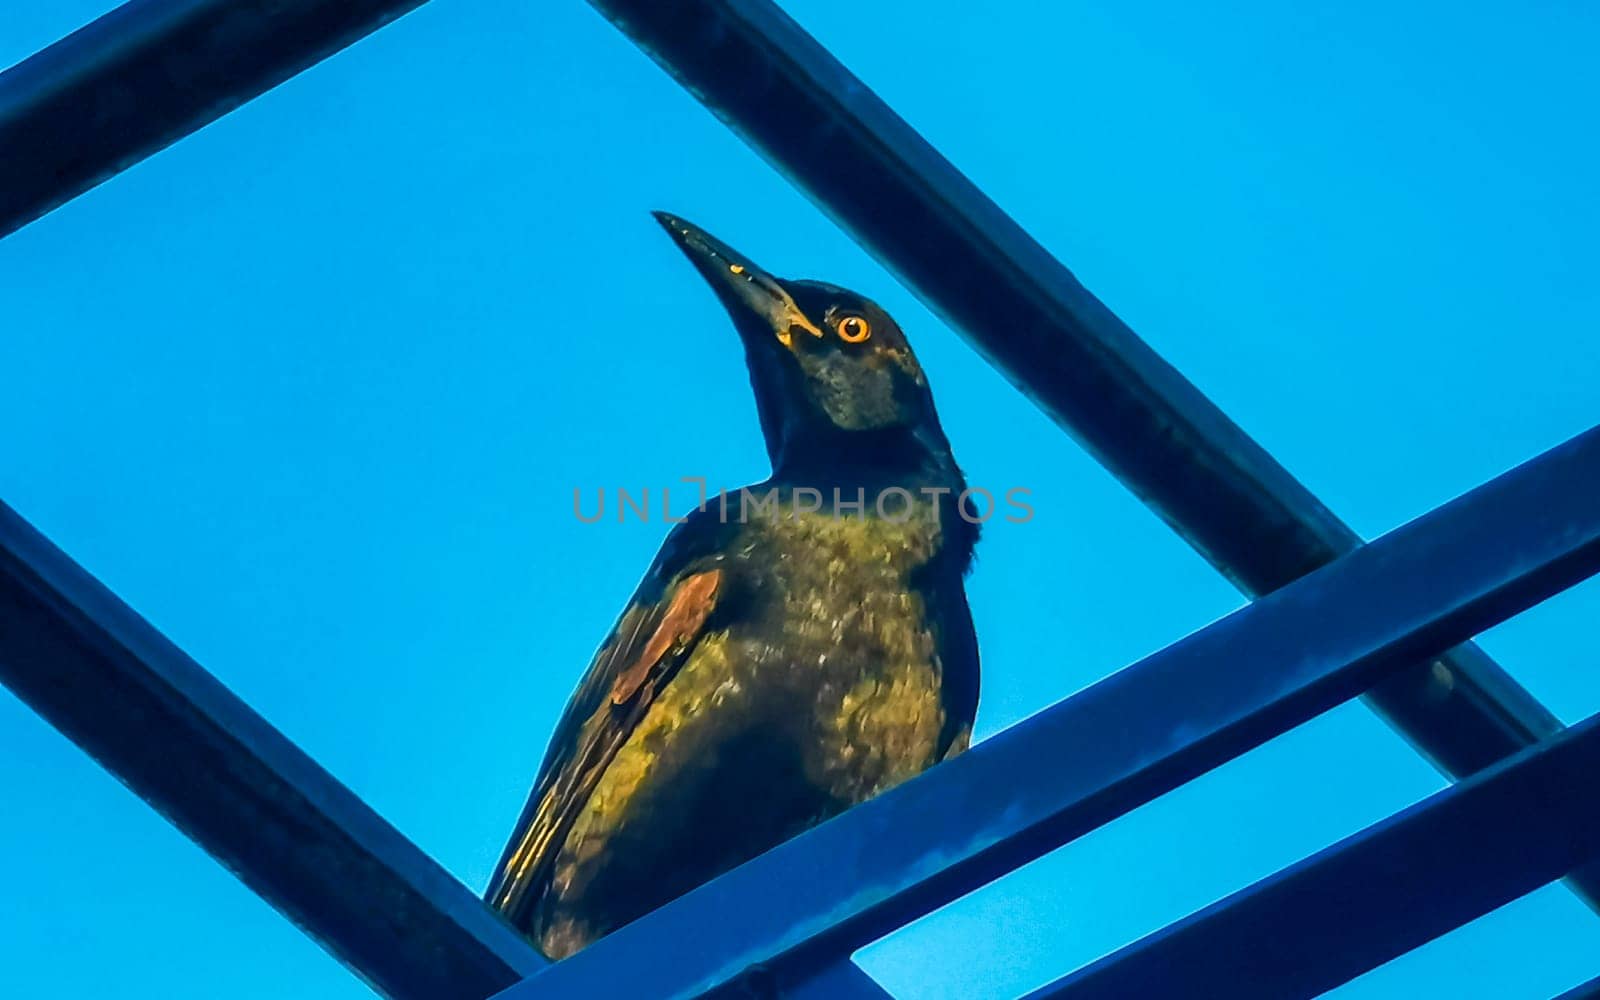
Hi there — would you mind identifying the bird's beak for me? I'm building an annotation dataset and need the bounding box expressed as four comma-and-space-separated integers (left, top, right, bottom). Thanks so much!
653, 211, 825, 349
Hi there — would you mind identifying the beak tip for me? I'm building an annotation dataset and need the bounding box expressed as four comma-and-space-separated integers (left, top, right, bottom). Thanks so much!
646, 215, 802, 340
653, 211, 703, 258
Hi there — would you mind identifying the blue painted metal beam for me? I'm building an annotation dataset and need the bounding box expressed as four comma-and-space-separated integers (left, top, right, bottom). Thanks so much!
780, 961, 898, 1000
1025, 711, 1600, 1000
587, 0, 1578, 845
0, 0, 431, 238
0, 499, 544, 999
1556, 975, 1600, 999
495, 425, 1600, 1000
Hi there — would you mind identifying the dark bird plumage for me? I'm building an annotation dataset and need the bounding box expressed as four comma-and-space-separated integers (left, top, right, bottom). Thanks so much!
486, 213, 980, 959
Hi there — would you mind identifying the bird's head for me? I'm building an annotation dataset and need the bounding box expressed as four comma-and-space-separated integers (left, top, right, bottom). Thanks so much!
655, 212, 951, 474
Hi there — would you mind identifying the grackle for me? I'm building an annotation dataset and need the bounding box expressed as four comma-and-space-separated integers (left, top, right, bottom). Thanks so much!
486, 213, 980, 959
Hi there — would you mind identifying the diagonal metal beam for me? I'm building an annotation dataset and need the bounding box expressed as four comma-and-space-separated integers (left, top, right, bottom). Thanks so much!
1557, 976, 1600, 1000
0, 499, 546, 999
495, 425, 1600, 1000
783, 961, 899, 1000
0, 0, 432, 238
587, 0, 1579, 866
1026, 712, 1600, 1000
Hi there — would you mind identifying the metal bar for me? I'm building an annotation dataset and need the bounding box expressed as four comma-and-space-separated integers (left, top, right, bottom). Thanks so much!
781, 962, 897, 1000
0, 0, 431, 238
495, 425, 1600, 1000
588, 0, 1571, 815
1556, 976, 1600, 1000
0, 500, 546, 999
1024, 713, 1600, 1000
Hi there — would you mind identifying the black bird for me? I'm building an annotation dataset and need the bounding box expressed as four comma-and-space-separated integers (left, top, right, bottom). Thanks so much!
486, 213, 980, 959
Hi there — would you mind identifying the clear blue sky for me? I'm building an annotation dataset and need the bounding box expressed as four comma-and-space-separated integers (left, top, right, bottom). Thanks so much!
3, 1, 1598, 997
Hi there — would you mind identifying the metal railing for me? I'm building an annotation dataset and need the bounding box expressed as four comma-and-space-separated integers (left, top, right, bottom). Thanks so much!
1, 1, 1595, 997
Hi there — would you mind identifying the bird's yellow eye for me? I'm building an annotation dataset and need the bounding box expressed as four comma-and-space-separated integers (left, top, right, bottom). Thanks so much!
836, 315, 871, 343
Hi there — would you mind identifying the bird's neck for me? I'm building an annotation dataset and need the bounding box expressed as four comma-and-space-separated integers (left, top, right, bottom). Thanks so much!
764, 426, 976, 575
770, 423, 963, 493
763, 425, 977, 574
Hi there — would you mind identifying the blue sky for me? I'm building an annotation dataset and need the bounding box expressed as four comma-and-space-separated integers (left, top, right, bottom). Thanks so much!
2, 1, 1598, 997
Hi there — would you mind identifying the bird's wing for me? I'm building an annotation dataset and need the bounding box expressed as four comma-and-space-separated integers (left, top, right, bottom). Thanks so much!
486, 555, 725, 928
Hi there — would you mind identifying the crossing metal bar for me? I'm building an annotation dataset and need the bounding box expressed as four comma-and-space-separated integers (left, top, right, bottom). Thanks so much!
587, 0, 1576, 823
783, 961, 898, 1000
0, 0, 431, 238
495, 425, 1600, 1000
1557, 976, 1600, 1000
1026, 712, 1600, 1000
0, 500, 545, 1000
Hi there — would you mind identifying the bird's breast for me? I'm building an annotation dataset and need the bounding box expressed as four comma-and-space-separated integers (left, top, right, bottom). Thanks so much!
536, 503, 969, 956
730, 507, 952, 799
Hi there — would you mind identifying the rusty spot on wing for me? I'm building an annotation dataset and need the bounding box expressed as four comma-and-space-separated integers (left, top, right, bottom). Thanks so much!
609, 568, 722, 705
